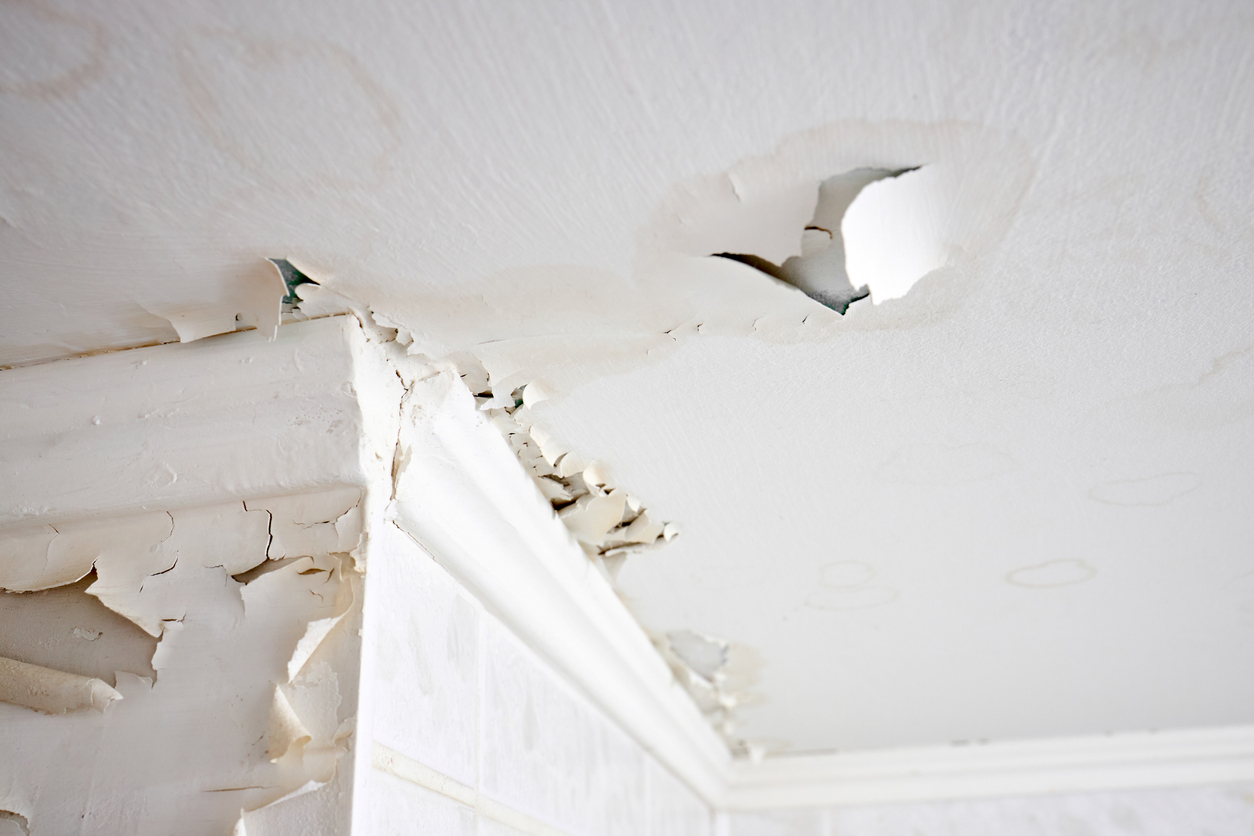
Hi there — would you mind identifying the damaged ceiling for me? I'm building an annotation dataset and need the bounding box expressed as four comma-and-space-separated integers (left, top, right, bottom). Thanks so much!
3, 0, 1253, 758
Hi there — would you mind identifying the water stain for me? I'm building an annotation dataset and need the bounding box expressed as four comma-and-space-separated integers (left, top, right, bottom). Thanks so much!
1088, 472, 1201, 506
1006, 559, 1097, 588
819, 560, 875, 589
806, 560, 898, 610
177, 29, 401, 191
0, 0, 107, 99
1085, 342, 1254, 441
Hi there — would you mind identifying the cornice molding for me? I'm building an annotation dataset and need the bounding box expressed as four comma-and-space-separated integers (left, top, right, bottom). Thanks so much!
724, 724, 1254, 809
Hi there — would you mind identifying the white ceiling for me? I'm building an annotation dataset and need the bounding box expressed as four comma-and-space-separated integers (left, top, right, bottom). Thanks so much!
3, 0, 1253, 756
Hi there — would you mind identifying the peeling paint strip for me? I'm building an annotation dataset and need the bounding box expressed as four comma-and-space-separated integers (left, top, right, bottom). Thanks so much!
0, 655, 121, 714
267, 686, 312, 762
462, 369, 679, 574
371, 742, 573, 836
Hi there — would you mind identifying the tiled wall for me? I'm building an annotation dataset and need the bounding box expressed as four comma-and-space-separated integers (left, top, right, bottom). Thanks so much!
718, 783, 1254, 836
363, 523, 714, 836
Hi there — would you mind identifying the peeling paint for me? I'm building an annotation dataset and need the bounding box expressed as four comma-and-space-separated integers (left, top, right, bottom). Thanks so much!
267, 273, 712, 752
655, 629, 764, 759
0, 574, 158, 695
457, 362, 680, 581
140, 260, 287, 345
714, 167, 921, 313
0, 656, 121, 714
0, 487, 366, 834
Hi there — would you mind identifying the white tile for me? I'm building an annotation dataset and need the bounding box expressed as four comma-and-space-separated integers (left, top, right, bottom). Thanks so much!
648, 756, 713, 836
479, 615, 649, 836
369, 525, 480, 786
363, 768, 476, 836
721, 810, 826, 836
827, 783, 1254, 836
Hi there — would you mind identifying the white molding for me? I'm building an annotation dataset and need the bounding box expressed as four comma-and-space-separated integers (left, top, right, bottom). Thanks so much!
0, 317, 376, 529
723, 725, 1254, 809
388, 369, 734, 805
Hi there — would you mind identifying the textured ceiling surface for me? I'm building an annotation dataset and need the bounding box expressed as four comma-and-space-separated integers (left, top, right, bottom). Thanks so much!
2, 0, 1252, 756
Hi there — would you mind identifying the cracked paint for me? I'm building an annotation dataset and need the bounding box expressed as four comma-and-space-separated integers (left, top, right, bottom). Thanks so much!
459, 363, 680, 582
0, 488, 365, 835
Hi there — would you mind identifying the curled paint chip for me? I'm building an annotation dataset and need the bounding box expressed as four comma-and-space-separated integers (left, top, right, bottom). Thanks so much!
0, 655, 121, 714
268, 685, 312, 762
463, 370, 679, 567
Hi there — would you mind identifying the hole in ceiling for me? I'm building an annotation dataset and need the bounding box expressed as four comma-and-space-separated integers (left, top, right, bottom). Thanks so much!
714, 165, 948, 313
268, 258, 320, 305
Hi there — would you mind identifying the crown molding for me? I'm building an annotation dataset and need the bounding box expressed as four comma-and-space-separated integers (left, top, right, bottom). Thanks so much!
723, 724, 1254, 809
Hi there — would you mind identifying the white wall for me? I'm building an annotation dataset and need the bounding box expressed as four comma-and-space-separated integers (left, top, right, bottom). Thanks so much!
359, 522, 713, 836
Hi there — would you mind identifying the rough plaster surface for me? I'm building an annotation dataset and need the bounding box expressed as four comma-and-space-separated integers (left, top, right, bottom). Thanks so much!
3, 0, 1253, 759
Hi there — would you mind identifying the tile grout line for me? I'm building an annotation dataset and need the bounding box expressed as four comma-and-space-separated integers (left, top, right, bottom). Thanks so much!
372, 741, 573, 836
